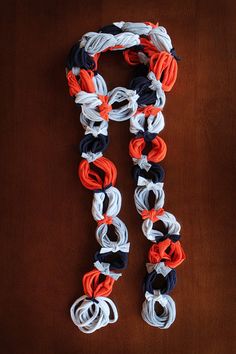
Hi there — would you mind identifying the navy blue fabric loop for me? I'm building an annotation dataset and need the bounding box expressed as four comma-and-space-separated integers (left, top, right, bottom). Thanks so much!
134, 64, 149, 78
130, 77, 156, 105
144, 269, 177, 295
132, 163, 165, 183
93, 183, 113, 194
155, 234, 181, 243
98, 24, 123, 35
136, 130, 157, 143
94, 251, 128, 271
67, 43, 96, 70
80, 134, 109, 154
170, 47, 181, 61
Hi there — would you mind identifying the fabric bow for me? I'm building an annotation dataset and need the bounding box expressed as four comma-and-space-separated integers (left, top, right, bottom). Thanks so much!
81, 151, 103, 163
148, 71, 163, 94
145, 290, 168, 307
146, 261, 172, 276
94, 261, 122, 281
133, 155, 151, 171
100, 242, 130, 254
141, 208, 165, 222
137, 176, 163, 191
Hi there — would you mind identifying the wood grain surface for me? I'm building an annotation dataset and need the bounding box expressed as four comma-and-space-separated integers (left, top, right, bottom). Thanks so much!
1, 1, 235, 353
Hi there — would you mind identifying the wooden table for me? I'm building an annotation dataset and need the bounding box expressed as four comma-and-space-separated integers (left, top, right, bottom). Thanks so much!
1, 1, 235, 353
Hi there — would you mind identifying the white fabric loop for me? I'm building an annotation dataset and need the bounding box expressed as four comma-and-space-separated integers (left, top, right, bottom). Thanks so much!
80, 113, 108, 137
149, 26, 173, 53
115, 21, 153, 35
142, 211, 181, 242
76, 88, 139, 122
134, 185, 165, 214
96, 216, 128, 249
70, 295, 118, 334
142, 291, 176, 329
80, 32, 116, 55
108, 87, 139, 121
92, 186, 121, 221
130, 109, 165, 135
93, 73, 108, 95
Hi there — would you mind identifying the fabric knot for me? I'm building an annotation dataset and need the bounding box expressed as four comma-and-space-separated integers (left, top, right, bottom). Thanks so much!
98, 95, 112, 120
141, 208, 165, 222
94, 261, 122, 281
145, 290, 168, 307
137, 130, 157, 142
132, 155, 152, 171
170, 47, 181, 61
81, 151, 103, 163
97, 214, 113, 226
100, 242, 130, 254
137, 105, 161, 117
148, 71, 163, 92
137, 176, 164, 191
146, 261, 172, 276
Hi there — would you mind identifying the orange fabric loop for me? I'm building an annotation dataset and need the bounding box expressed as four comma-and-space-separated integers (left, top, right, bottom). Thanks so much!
79, 69, 96, 93
97, 214, 113, 226
142, 208, 165, 222
98, 95, 112, 121
67, 70, 81, 96
129, 136, 167, 163
83, 269, 115, 298
137, 105, 162, 117
140, 37, 158, 58
123, 49, 140, 66
93, 53, 100, 71
78, 157, 117, 191
149, 51, 178, 92
148, 239, 186, 268
148, 136, 167, 163
129, 137, 145, 159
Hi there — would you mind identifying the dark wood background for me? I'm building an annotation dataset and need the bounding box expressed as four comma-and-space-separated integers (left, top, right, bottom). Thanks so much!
1, 1, 235, 353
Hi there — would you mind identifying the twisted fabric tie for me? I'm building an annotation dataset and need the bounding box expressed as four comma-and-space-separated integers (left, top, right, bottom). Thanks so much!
145, 290, 167, 307
132, 155, 152, 171
94, 261, 122, 280
142, 208, 165, 222
146, 261, 172, 276
138, 104, 162, 117
97, 214, 113, 226
98, 95, 112, 120
100, 242, 130, 254
137, 176, 163, 191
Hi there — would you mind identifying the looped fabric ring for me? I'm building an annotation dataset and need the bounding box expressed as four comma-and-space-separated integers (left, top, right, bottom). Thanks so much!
142, 291, 176, 329
66, 20, 185, 333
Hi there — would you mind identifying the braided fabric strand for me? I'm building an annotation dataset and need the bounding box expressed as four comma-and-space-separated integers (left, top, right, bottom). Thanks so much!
66, 20, 185, 333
